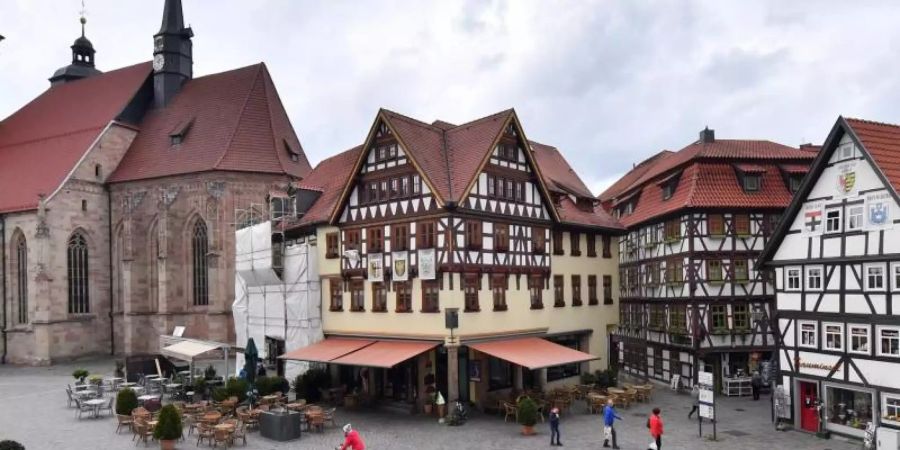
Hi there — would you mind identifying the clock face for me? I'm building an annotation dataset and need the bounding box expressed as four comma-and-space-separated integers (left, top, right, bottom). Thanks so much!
153, 54, 165, 72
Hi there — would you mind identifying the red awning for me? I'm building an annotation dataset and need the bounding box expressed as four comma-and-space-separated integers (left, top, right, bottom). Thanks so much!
468, 337, 599, 370
279, 338, 374, 363
330, 340, 438, 368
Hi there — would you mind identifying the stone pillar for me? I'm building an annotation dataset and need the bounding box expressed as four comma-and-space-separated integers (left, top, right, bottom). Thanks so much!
446, 344, 459, 403
514, 365, 524, 391
538, 368, 548, 391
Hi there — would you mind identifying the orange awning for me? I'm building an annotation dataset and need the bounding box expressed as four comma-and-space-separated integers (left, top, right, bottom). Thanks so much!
468, 337, 599, 370
279, 338, 375, 363
330, 340, 438, 368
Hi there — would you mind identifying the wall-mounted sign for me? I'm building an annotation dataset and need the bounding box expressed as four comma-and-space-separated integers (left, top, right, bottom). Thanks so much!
836, 161, 858, 197
392, 251, 408, 281
802, 201, 825, 236
865, 191, 893, 230
368, 253, 383, 282
418, 248, 436, 280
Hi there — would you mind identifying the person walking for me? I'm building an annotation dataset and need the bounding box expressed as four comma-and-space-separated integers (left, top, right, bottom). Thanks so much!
549, 407, 562, 446
751, 371, 763, 401
648, 407, 664, 450
602, 399, 622, 449
687, 384, 700, 419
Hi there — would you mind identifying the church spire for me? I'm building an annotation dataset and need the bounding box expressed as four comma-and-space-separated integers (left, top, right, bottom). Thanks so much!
48, 7, 101, 85
153, 0, 193, 108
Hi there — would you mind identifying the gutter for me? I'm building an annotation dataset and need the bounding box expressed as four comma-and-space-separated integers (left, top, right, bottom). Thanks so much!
107, 188, 115, 356
1, 215, 6, 364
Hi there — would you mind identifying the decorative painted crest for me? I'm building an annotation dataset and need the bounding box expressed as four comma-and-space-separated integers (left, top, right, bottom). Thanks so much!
865, 192, 893, 230
392, 251, 408, 281
801, 201, 825, 236
836, 162, 857, 195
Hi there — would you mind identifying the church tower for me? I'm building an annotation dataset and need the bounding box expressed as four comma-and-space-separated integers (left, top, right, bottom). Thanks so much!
49, 15, 102, 85
152, 0, 193, 108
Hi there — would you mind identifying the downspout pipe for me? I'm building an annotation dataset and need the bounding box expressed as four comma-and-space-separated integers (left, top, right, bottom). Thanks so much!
1, 215, 7, 364
107, 188, 115, 356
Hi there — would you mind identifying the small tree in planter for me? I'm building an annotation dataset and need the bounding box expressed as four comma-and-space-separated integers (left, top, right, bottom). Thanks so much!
114, 360, 125, 378
116, 388, 139, 415
0, 440, 25, 450
153, 404, 182, 450
72, 369, 89, 384
204, 364, 217, 381
517, 397, 538, 435
88, 375, 104, 386
193, 378, 208, 401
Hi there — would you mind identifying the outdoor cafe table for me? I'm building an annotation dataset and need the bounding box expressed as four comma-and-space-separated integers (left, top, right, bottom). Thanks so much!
137, 394, 159, 404
607, 388, 625, 395
84, 398, 107, 418
119, 382, 138, 389
214, 423, 236, 432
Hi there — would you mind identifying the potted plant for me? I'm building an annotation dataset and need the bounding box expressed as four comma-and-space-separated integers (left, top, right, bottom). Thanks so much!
114, 360, 125, 378
88, 374, 104, 386
193, 378, 208, 400
153, 404, 182, 450
116, 388, 139, 415
204, 364, 217, 381
0, 440, 25, 450
517, 397, 538, 435
72, 369, 89, 384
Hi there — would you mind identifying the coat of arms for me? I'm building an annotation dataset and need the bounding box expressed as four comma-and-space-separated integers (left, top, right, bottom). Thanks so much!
838, 167, 856, 194
394, 259, 407, 277
870, 202, 889, 225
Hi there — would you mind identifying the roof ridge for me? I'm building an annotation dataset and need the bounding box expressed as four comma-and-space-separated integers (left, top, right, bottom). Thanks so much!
213, 64, 265, 170
446, 108, 513, 133
845, 117, 900, 128
683, 163, 701, 206
380, 108, 444, 133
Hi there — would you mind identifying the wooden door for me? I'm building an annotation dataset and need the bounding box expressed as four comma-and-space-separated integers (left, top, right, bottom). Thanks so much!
799, 381, 819, 433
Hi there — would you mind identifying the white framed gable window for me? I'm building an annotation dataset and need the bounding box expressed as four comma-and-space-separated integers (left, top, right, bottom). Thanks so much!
882, 393, 900, 426
892, 263, 900, 292
823, 323, 844, 351
878, 326, 900, 357
806, 266, 823, 291
849, 325, 870, 355
799, 321, 817, 349
825, 208, 842, 233
847, 205, 864, 231
865, 264, 886, 291
786, 267, 801, 291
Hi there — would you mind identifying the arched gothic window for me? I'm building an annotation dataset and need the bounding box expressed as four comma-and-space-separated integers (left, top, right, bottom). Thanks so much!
192, 220, 209, 306
12, 233, 27, 324
148, 220, 159, 312
67, 232, 90, 314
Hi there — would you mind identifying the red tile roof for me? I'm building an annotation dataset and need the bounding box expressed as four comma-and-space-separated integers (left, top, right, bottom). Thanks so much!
109, 63, 311, 182
293, 146, 363, 227
734, 163, 767, 173
598, 150, 672, 202
845, 118, 900, 194
780, 164, 810, 174
0, 62, 151, 213
608, 137, 815, 227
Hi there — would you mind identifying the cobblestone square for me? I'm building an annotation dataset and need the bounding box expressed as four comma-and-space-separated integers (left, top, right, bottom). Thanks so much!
0, 359, 858, 450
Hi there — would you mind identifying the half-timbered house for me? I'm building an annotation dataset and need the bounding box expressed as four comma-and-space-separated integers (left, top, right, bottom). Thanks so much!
600, 128, 815, 390
279, 108, 622, 411
760, 117, 900, 437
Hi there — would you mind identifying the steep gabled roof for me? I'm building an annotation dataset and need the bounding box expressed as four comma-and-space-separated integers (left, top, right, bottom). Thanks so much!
760, 117, 900, 264
109, 63, 311, 182
293, 146, 363, 227
0, 62, 151, 213
598, 150, 672, 202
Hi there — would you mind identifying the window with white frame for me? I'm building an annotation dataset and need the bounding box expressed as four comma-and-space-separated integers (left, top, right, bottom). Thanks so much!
847, 205, 864, 231
786, 268, 801, 291
893, 263, 900, 291
849, 325, 870, 354
883, 394, 900, 424
800, 322, 817, 348
879, 327, 900, 356
866, 265, 886, 291
825, 208, 842, 233
824, 323, 843, 351
806, 266, 823, 291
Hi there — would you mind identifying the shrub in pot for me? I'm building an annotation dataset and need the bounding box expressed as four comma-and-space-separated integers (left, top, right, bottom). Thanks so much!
0, 440, 25, 450
193, 378, 208, 400
72, 369, 89, 384
517, 397, 538, 435
116, 388, 139, 415
225, 377, 250, 403
153, 404, 182, 450
88, 375, 104, 386
114, 360, 125, 378
204, 364, 217, 380
292, 368, 331, 402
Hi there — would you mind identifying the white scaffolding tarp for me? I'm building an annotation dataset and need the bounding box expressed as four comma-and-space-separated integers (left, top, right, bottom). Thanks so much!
233, 221, 323, 382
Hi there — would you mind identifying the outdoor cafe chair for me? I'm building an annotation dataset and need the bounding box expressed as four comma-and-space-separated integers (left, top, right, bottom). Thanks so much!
65, 387, 76, 408
324, 407, 337, 427
502, 401, 517, 423
195, 423, 215, 447
308, 413, 325, 433
232, 422, 247, 446
100, 396, 115, 417
212, 427, 233, 448
74, 398, 94, 419
133, 421, 154, 446
116, 414, 134, 434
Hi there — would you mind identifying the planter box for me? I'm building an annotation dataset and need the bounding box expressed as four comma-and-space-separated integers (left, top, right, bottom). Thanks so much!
259, 410, 302, 442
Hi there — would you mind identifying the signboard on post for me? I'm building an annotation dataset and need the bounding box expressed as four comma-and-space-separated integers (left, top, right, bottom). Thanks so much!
698, 370, 716, 440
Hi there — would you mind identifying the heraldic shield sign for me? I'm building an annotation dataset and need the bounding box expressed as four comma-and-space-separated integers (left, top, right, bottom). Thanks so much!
837, 162, 857, 195
392, 251, 409, 281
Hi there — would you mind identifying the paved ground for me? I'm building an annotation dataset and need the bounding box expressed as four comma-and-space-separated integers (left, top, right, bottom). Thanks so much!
0, 358, 859, 449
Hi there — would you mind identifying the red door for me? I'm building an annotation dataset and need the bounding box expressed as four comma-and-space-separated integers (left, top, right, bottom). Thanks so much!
799, 382, 819, 432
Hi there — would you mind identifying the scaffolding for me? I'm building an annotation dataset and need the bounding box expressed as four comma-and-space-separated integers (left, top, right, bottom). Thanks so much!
232, 200, 323, 382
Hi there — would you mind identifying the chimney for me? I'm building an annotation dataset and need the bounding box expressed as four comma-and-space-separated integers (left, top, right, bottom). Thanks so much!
699, 127, 715, 144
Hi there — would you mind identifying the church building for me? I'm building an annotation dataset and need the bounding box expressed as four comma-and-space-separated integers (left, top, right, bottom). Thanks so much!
0, 0, 310, 364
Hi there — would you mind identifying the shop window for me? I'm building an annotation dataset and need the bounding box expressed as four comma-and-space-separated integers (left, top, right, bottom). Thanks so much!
488, 357, 513, 391
603, 275, 613, 305
786, 267, 801, 291
464, 274, 480, 312
326, 232, 339, 258
708, 214, 725, 236
571, 275, 582, 306
825, 386, 873, 432
529, 275, 544, 309
532, 227, 547, 254
883, 394, 900, 425
732, 304, 749, 331
329, 279, 343, 311
395, 281, 411, 313
494, 223, 509, 252
466, 221, 482, 250
553, 275, 565, 307
824, 323, 844, 351
588, 275, 598, 305
350, 280, 365, 312
372, 282, 387, 312
553, 230, 564, 255
878, 327, 900, 356
546, 335, 582, 381
570, 232, 581, 256
417, 221, 436, 249
392, 224, 409, 252
849, 325, 870, 354
799, 321, 817, 348
491, 274, 507, 311
421, 280, 439, 313
734, 214, 750, 236
602, 235, 611, 258
710, 305, 728, 332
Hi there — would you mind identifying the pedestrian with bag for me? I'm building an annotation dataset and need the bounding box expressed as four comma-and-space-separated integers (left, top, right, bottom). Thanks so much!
687, 384, 700, 419
549, 407, 562, 446
751, 371, 763, 401
647, 407, 663, 450
602, 399, 622, 449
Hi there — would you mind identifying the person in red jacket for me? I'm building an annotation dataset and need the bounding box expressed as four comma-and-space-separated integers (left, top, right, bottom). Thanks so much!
339, 424, 366, 450
648, 408, 664, 449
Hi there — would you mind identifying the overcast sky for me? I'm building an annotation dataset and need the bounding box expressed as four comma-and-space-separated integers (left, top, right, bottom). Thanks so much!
3, 1, 900, 194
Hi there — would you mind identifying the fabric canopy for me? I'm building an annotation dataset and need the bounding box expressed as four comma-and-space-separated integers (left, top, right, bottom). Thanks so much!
330, 340, 438, 368
468, 337, 599, 370
279, 338, 375, 363
161, 340, 221, 361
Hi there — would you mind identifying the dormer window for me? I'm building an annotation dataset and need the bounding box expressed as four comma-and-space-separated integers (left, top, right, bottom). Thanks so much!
662, 183, 675, 200
734, 164, 765, 192
284, 139, 301, 162
169, 117, 194, 146
789, 175, 802, 193
743, 174, 760, 192
655, 171, 681, 201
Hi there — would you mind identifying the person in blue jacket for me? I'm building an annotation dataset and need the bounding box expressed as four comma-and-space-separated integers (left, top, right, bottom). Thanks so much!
602, 399, 622, 449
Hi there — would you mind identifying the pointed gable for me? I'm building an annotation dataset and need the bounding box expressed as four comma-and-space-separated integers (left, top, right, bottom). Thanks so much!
109, 63, 311, 182
845, 118, 900, 195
